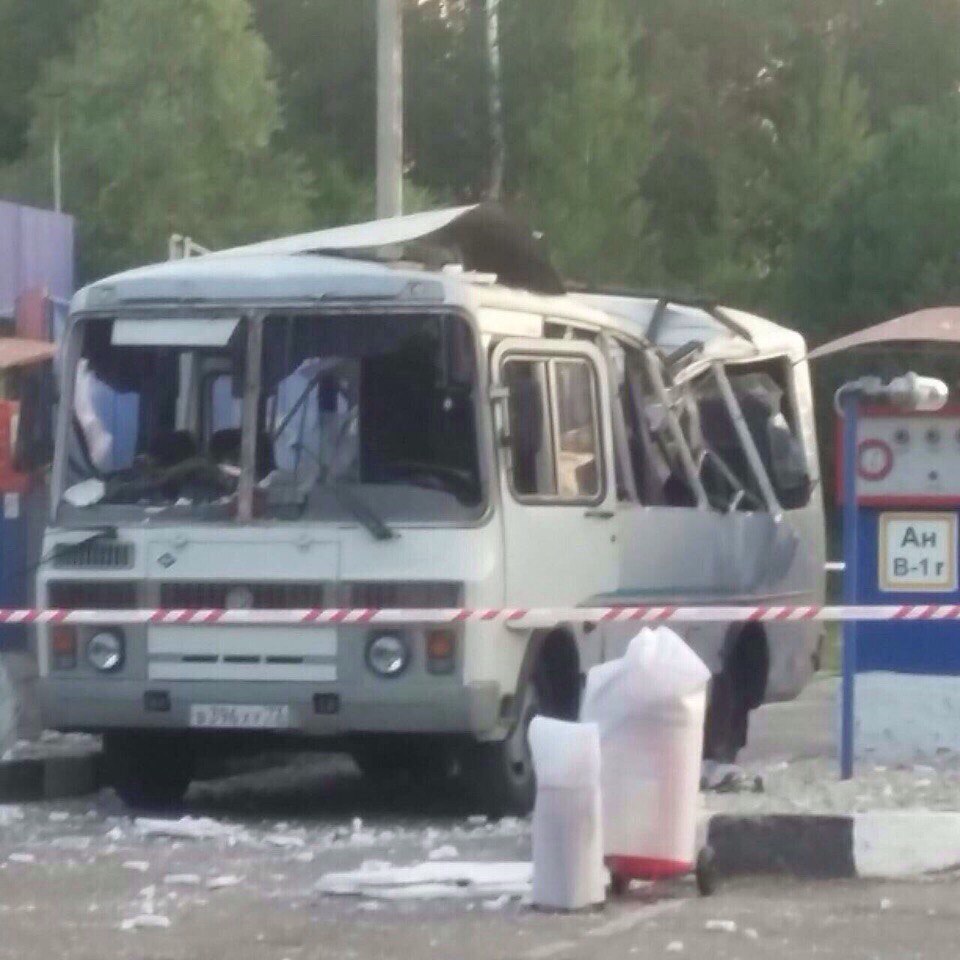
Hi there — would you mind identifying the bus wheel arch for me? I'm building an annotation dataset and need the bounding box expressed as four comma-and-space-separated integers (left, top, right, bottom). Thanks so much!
525, 627, 582, 721
463, 627, 580, 817
704, 623, 770, 763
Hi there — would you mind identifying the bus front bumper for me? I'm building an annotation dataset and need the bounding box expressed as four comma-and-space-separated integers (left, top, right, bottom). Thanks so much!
39, 678, 504, 740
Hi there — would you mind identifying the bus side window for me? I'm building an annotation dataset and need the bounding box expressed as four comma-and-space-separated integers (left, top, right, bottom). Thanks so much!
501, 356, 603, 502
726, 365, 812, 509
553, 359, 600, 499
502, 359, 556, 496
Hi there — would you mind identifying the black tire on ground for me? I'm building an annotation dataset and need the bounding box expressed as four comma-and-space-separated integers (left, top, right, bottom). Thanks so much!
462, 679, 540, 818
695, 845, 718, 896
104, 732, 195, 809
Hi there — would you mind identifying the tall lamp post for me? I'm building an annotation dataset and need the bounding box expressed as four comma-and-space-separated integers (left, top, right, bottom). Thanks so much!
376, 0, 403, 219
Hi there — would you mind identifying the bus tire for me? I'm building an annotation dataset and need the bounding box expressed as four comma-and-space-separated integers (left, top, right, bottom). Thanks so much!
463, 678, 540, 817
704, 626, 768, 763
105, 732, 194, 809
463, 630, 580, 817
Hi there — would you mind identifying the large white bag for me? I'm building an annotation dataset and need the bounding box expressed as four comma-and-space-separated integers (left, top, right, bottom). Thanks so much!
582, 627, 710, 877
528, 716, 605, 910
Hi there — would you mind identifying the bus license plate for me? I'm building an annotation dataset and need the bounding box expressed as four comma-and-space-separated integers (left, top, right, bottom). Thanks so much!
189, 704, 291, 730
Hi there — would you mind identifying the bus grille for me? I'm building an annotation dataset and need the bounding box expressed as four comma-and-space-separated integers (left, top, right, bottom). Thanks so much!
47, 581, 139, 609
159, 582, 328, 609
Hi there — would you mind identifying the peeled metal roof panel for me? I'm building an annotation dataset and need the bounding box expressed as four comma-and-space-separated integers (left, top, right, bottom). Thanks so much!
209, 203, 564, 295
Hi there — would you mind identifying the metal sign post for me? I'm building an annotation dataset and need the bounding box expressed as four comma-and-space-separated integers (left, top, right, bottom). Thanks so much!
840, 393, 859, 780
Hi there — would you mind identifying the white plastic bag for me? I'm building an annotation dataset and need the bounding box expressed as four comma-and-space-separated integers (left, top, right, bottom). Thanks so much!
528, 716, 605, 910
582, 626, 711, 733
581, 628, 710, 875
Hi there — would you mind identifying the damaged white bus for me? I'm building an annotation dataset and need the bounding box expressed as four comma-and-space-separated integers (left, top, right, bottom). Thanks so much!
37, 205, 825, 813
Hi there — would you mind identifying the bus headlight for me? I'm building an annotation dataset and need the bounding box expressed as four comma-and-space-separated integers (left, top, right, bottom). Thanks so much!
365, 633, 410, 678
86, 631, 124, 673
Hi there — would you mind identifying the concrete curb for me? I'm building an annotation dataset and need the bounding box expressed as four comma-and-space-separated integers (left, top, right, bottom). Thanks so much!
0, 751, 101, 802
707, 811, 960, 880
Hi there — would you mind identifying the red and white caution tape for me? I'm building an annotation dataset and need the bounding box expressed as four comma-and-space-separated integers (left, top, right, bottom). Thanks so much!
5, 604, 960, 626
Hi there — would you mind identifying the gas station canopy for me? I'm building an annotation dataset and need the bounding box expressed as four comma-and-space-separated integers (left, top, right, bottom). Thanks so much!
0, 337, 55, 371
809, 307, 960, 359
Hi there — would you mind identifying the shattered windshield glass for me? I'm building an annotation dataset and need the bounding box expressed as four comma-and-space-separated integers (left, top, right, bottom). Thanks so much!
59, 311, 484, 525
259, 312, 483, 522
61, 317, 246, 519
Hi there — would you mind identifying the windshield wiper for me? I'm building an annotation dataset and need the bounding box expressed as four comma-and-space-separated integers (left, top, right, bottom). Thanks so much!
328, 483, 396, 542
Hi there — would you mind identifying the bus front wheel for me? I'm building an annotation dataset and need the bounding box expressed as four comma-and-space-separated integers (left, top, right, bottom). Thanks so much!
104, 732, 194, 809
463, 679, 539, 817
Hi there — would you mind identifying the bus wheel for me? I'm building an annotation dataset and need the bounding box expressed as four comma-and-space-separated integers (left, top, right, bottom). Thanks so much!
463, 679, 540, 818
704, 627, 768, 763
104, 733, 194, 809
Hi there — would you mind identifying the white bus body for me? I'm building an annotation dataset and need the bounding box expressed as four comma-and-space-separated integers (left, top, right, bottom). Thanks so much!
37, 207, 825, 813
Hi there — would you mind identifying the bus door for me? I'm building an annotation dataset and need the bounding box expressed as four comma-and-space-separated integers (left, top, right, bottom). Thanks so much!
491, 340, 619, 619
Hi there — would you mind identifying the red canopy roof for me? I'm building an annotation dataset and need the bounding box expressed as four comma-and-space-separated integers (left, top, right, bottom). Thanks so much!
0, 337, 55, 371
808, 307, 960, 359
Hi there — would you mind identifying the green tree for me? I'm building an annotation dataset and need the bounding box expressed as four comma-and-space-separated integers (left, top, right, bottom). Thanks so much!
0, 0, 94, 163
709, 51, 874, 309
506, 0, 659, 285
790, 105, 960, 339
10, 0, 314, 279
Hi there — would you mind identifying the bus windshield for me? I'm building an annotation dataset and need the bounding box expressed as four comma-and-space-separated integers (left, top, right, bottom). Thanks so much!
259, 312, 482, 521
59, 311, 483, 524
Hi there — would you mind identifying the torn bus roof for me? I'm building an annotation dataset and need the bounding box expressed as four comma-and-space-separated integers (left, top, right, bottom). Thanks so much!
808, 307, 960, 359
571, 290, 806, 361
210, 203, 565, 296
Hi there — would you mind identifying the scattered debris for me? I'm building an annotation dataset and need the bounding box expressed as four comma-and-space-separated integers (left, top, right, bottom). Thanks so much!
135, 816, 244, 842
120, 914, 171, 932
705, 920, 738, 933
427, 845, 459, 861
207, 874, 243, 890
481, 894, 514, 911
318, 861, 532, 901
264, 833, 305, 849
163, 874, 201, 887
0, 806, 25, 827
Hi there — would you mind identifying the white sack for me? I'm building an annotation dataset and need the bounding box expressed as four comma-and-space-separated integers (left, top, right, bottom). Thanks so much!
581, 628, 710, 871
529, 716, 605, 910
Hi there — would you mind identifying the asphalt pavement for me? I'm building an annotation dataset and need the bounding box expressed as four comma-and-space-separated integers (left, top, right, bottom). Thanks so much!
2, 677, 957, 960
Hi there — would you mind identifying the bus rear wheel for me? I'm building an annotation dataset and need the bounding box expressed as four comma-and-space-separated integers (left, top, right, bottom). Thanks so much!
104, 732, 194, 809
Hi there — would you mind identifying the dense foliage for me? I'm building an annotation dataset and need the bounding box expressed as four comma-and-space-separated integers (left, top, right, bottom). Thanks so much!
2, 0, 960, 344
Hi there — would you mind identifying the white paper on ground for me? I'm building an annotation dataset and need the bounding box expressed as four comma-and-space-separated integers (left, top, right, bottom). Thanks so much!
582, 628, 708, 868
529, 716, 606, 910
135, 816, 243, 842
120, 914, 171, 931
317, 861, 532, 900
